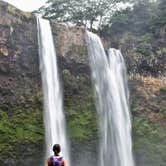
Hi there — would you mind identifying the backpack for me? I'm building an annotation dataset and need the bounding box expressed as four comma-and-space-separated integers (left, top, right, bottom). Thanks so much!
49, 155, 63, 166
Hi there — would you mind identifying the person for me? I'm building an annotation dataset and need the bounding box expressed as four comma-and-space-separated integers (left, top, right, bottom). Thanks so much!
45, 144, 67, 166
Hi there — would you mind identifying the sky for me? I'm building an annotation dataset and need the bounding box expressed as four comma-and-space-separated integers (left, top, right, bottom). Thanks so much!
4, 0, 47, 11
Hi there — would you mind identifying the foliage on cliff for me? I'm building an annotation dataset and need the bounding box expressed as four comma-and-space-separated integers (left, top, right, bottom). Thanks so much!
62, 65, 98, 142
129, 75, 166, 166
0, 1, 165, 166
101, 0, 166, 75
39, 0, 128, 29
0, 95, 44, 165
39, 0, 166, 75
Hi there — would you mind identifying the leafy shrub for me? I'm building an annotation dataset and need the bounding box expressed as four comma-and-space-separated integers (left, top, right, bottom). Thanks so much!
136, 42, 153, 56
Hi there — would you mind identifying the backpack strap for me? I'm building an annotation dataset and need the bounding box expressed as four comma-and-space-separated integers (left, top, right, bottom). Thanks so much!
49, 155, 63, 166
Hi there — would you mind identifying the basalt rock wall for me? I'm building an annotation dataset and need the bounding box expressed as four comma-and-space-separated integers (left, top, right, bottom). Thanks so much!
0, 1, 165, 166
0, 1, 96, 166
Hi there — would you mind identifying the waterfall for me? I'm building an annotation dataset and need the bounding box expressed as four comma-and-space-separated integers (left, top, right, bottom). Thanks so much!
86, 31, 135, 166
37, 17, 70, 165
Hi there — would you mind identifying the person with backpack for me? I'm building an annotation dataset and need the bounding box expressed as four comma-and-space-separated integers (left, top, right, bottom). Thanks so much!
45, 144, 67, 166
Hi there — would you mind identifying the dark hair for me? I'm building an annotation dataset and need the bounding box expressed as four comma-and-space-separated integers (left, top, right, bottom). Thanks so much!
53, 144, 61, 153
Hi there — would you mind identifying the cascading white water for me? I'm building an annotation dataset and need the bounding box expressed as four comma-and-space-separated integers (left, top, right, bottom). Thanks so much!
86, 31, 135, 166
37, 17, 70, 165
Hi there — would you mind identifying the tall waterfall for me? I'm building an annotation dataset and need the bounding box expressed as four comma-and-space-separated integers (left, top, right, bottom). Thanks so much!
37, 17, 70, 165
86, 31, 134, 166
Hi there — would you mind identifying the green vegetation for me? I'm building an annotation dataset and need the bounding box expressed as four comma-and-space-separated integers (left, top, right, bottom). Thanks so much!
0, 105, 44, 157
7, 6, 16, 14
63, 68, 97, 142
132, 116, 166, 166
136, 42, 153, 57
130, 76, 166, 166
39, 0, 128, 29
39, 0, 165, 75
7, 5, 32, 19
160, 47, 166, 53
67, 105, 97, 140
105, 0, 165, 75
21, 12, 32, 19
63, 69, 71, 76
1, 0, 165, 164
39, 0, 165, 32
160, 86, 166, 92
0, 109, 43, 142
135, 33, 154, 56
132, 117, 165, 139
104, 0, 165, 41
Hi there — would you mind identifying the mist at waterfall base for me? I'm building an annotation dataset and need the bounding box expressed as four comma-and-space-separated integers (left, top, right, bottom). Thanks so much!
86, 31, 135, 166
37, 17, 70, 165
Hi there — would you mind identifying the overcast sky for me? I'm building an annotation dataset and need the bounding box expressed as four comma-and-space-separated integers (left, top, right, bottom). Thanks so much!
4, 0, 47, 11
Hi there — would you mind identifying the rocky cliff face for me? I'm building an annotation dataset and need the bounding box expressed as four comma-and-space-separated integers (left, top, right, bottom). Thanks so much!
0, 1, 40, 108
0, 1, 165, 166
0, 1, 43, 165
102, 30, 166, 76
51, 21, 98, 166
0, 1, 97, 166
51, 22, 87, 64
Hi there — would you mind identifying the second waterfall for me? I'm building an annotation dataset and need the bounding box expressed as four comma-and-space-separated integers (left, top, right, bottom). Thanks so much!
86, 31, 135, 166
37, 17, 70, 165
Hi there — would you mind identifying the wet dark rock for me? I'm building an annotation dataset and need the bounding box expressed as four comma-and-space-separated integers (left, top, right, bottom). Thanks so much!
0, 1, 93, 166
0, 1, 165, 166
132, 111, 141, 117
151, 108, 160, 113
4, 158, 16, 166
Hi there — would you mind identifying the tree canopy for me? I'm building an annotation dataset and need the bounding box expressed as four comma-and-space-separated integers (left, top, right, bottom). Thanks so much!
39, 0, 128, 29
39, 0, 165, 34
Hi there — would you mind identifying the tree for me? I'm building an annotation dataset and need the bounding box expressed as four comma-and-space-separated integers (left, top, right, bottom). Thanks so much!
152, 0, 166, 30
39, 0, 75, 21
39, 0, 127, 29
101, 0, 158, 37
